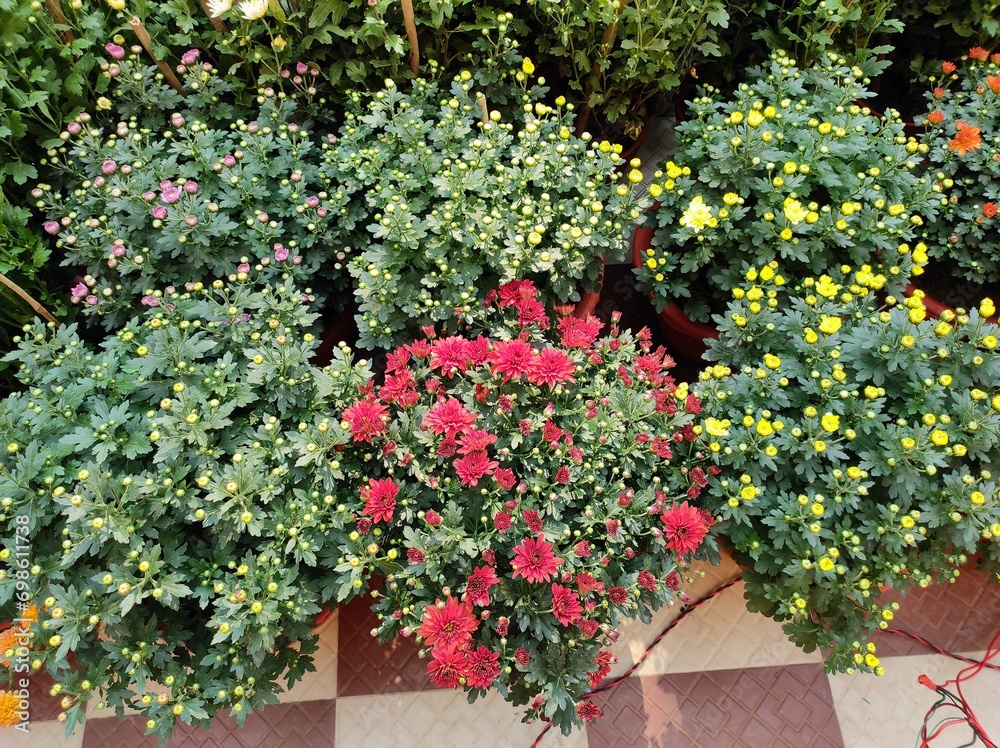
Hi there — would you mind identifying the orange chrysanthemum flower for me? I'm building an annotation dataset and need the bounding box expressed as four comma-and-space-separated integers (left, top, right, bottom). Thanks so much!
988, 75, 1000, 94
0, 690, 21, 728
969, 47, 989, 62
0, 628, 20, 668
942, 61, 957, 74
984, 202, 998, 219
949, 121, 983, 155
927, 111, 945, 125
20, 605, 38, 626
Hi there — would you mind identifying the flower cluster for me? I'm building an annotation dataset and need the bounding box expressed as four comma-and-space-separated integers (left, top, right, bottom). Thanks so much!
34, 48, 352, 327
322, 70, 647, 348
0, 268, 371, 741
919, 47, 1000, 283
333, 280, 712, 732
635, 51, 936, 322
692, 263, 1000, 672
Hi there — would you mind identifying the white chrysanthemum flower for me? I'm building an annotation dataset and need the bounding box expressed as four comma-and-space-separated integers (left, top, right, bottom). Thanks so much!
207, 0, 232, 16
238, 0, 268, 19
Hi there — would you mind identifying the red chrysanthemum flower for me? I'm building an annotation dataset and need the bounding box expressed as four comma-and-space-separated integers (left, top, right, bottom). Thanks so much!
578, 619, 599, 638
493, 511, 513, 532
482, 548, 496, 566
465, 566, 500, 607
685, 393, 702, 414
430, 336, 471, 377
342, 399, 388, 443
464, 646, 501, 689
651, 437, 673, 460
437, 438, 458, 458
576, 571, 605, 595
665, 571, 681, 590
409, 340, 432, 358
407, 547, 426, 564
495, 616, 508, 637
551, 583, 583, 626
523, 509, 544, 534
969, 46, 989, 61
511, 536, 563, 583
660, 501, 710, 557
454, 450, 499, 487
494, 468, 516, 490
385, 347, 411, 373
576, 701, 604, 722
542, 419, 564, 444
637, 571, 658, 591
605, 518, 620, 537
608, 586, 628, 605
422, 397, 477, 438
574, 541, 591, 558
554, 465, 571, 484
557, 314, 604, 349
428, 648, 467, 688
458, 427, 498, 454
379, 369, 420, 408
425, 509, 442, 526
588, 650, 615, 688
489, 339, 536, 381
514, 647, 530, 666
949, 121, 983, 155
361, 477, 399, 523
526, 348, 576, 388
497, 279, 538, 308
418, 597, 479, 652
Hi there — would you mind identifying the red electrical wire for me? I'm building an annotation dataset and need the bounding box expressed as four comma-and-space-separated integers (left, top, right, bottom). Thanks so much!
528, 575, 742, 748
915, 628, 1000, 748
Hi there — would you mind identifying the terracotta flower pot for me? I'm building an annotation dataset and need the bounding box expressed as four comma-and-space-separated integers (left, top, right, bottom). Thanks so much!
631, 224, 719, 361
553, 257, 605, 319
311, 606, 334, 633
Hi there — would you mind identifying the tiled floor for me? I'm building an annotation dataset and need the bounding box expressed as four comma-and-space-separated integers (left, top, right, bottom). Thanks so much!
5, 121, 1000, 747
5, 552, 999, 748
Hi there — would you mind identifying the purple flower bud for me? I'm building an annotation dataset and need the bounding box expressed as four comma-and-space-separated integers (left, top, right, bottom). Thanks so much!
316, 207, 328, 217
181, 49, 200, 65
108, 64, 120, 77
141, 295, 160, 307
176, 64, 187, 75
107, 257, 118, 268
290, 171, 302, 182
44, 221, 60, 235
292, 255, 302, 265
171, 113, 185, 128
152, 205, 168, 220
105, 43, 125, 60
185, 215, 198, 227
160, 187, 181, 205
60, 216, 72, 227
248, 122, 259, 134
306, 196, 319, 208
85, 295, 99, 306
222, 155, 236, 167
101, 160, 117, 175
296, 62, 308, 75
71, 283, 88, 298
111, 244, 126, 257
237, 262, 250, 274
257, 212, 269, 223
274, 245, 289, 262
280, 70, 291, 79
142, 191, 156, 202
310, 67, 320, 76
120, 165, 131, 175
79, 112, 91, 123
292, 75, 302, 85
183, 181, 198, 194
66, 122, 82, 135
30, 188, 42, 199
202, 62, 213, 71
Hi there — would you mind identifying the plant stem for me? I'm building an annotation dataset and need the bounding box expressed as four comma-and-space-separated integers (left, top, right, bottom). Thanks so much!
575, 0, 629, 137
44, 0, 76, 45
130, 16, 185, 93
0, 273, 58, 326
197, 0, 228, 33
400, 0, 419, 75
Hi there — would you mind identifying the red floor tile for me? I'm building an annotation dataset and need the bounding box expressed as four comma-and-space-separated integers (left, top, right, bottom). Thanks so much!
587, 664, 844, 748
877, 568, 1000, 656
335, 592, 432, 697
81, 698, 336, 748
